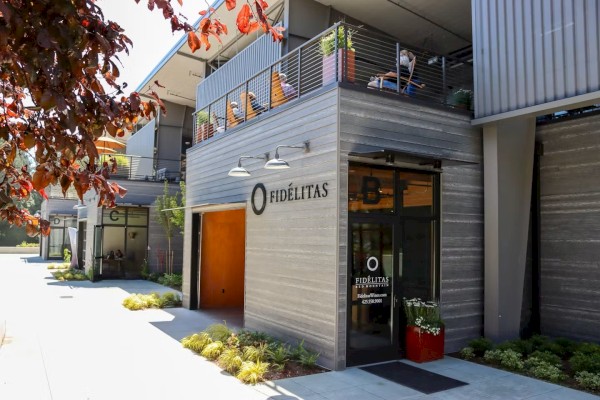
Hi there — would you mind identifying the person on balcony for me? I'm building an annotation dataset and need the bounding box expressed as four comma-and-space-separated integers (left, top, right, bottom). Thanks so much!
230, 101, 243, 120
367, 49, 421, 96
279, 73, 296, 99
248, 92, 267, 115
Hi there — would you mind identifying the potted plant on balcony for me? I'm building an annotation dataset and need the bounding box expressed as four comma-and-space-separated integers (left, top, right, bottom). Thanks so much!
403, 298, 444, 363
320, 25, 355, 86
195, 111, 214, 142
449, 88, 473, 110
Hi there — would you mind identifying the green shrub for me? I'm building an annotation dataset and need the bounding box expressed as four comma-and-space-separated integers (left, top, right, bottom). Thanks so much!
201, 341, 225, 360
570, 351, 600, 374
226, 333, 240, 348
496, 339, 533, 356
460, 347, 475, 360
236, 360, 269, 384
267, 343, 290, 365
575, 371, 600, 391
553, 337, 578, 357
243, 343, 268, 362
206, 323, 233, 342
158, 273, 183, 290
524, 357, 566, 382
468, 337, 494, 356
63, 248, 71, 263
575, 342, 600, 355
52, 268, 87, 281
299, 350, 320, 368
528, 351, 562, 367
218, 348, 243, 374
17, 241, 39, 247
122, 292, 180, 310
238, 329, 274, 347
484, 349, 524, 371
181, 332, 212, 353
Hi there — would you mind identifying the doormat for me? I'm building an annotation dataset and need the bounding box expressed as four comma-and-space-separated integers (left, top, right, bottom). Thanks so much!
360, 361, 468, 394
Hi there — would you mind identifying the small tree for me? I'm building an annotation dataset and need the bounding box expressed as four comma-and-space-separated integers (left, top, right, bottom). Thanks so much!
154, 181, 184, 274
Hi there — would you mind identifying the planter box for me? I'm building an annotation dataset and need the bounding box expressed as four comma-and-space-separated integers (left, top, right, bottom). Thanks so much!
196, 123, 214, 143
322, 49, 355, 86
405, 325, 444, 363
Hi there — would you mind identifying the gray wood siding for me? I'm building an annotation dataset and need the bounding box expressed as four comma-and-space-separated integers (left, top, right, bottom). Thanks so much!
185, 89, 339, 369
338, 88, 484, 355
473, 0, 600, 119
536, 113, 600, 341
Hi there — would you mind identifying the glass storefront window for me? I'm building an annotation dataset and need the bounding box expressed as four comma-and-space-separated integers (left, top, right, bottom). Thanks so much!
102, 207, 127, 225
348, 165, 394, 213
399, 172, 433, 217
127, 208, 148, 226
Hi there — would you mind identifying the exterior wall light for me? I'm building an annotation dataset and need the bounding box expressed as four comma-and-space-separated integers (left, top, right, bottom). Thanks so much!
228, 154, 269, 177
264, 141, 310, 170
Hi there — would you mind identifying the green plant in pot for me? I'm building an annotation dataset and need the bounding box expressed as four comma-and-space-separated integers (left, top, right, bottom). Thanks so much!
321, 25, 356, 85
450, 89, 473, 110
195, 110, 214, 141
319, 26, 354, 56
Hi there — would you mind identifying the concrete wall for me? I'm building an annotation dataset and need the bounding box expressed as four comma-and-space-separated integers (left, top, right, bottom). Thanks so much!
536, 112, 600, 341
184, 88, 339, 369
338, 88, 483, 358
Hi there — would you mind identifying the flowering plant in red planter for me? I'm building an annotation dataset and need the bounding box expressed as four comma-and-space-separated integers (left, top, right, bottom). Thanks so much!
403, 298, 444, 362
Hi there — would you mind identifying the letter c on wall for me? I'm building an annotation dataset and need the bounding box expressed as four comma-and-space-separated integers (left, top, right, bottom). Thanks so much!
251, 183, 267, 215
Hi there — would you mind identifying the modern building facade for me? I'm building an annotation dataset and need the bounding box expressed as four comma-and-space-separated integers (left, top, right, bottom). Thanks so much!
139, 0, 600, 371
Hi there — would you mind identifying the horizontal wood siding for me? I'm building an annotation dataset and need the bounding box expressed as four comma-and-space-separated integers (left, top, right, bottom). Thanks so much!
536, 113, 600, 341
339, 88, 483, 354
185, 89, 339, 369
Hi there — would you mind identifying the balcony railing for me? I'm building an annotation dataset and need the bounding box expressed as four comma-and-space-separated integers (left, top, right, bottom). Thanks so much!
193, 22, 473, 145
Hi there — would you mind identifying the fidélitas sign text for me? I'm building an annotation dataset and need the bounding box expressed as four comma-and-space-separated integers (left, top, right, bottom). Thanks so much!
251, 182, 329, 215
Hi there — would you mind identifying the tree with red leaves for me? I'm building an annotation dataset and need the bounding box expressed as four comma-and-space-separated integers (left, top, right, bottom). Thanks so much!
0, 0, 281, 237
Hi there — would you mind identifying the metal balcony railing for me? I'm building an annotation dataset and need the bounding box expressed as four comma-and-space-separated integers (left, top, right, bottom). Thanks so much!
47, 155, 184, 198
192, 22, 473, 145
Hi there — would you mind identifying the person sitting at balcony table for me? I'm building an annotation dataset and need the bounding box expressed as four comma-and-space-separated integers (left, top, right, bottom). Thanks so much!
279, 73, 296, 98
230, 101, 243, 120
248, 92, 267, 115
106, 250, 115, 260
115, 249, 124, 259
368, 49, 421, 96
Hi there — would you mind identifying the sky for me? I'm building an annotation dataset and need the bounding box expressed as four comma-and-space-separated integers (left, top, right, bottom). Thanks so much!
96, 0, 205, 95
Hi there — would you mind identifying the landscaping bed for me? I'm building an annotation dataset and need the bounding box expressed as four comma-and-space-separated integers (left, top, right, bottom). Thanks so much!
457, 336, 600, 395
122, 292, 182, 310
181, 323, 327, 384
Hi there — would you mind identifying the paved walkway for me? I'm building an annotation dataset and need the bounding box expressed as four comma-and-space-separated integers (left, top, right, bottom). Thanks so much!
0, 254, 597, 400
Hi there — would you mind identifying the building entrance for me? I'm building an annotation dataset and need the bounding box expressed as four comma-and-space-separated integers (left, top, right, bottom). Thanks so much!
347, 163, 440, 365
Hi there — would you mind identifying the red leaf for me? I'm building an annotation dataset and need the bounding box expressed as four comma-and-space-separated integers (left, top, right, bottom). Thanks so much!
226, 0, 236, 11
199, 10, 207, 16
187, 31, 201, 53
177, 0, 183, 5
200, 33, 211, 51
39, 189, 48, 200
236, 4, 252, 34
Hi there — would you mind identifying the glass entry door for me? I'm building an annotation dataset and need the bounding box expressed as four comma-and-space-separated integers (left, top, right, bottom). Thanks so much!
349, 221, 399, 363
347, 163, 439, 366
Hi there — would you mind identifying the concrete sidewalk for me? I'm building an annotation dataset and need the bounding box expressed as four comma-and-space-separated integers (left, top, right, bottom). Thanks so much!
0, 254, 597, 400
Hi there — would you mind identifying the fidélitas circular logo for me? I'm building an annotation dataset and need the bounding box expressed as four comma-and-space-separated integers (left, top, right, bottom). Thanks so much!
251, 183, 267, 215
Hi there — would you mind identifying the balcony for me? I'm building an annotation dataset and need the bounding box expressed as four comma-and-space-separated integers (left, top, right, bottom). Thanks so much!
193, 22, 473, 146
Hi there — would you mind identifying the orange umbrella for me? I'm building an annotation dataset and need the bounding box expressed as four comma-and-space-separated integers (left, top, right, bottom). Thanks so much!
94, 136, 126, 150
95, 145, 117, 154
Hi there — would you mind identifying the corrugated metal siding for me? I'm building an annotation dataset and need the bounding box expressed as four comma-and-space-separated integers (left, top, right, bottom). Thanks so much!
473, 0, 600, 118
196, 34, 282, 110
185, 89, 340, 369
536, 113, 600, 341
338, 88, 484, 353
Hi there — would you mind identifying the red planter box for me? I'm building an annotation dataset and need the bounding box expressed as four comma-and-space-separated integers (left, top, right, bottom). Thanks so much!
405, 325, 445, 363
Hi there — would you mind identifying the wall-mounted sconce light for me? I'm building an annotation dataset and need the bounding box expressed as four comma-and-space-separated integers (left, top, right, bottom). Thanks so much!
228, 154, 269, 177
264, 141, 310, 170
128, 231, 137, 240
